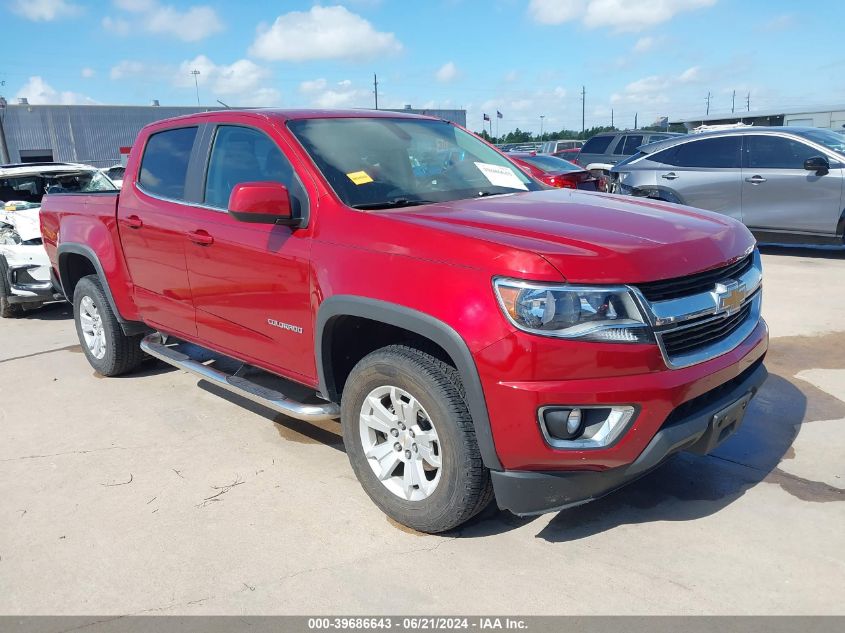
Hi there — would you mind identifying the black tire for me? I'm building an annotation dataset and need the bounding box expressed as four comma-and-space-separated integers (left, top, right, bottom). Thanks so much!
0, 258, 24, 319
341, 345, 493, 533
73, 275, 144, 376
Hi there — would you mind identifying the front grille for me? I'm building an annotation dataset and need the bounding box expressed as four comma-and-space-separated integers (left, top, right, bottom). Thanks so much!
660, 299, 754, 357
637, 254, 753, 302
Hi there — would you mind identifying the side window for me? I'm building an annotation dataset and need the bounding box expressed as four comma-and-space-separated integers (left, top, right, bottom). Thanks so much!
656, 137, 741, 168
138, 127, 198, 200
204, 125, 304, 214
580, 135, 614, 155
620, 135, 644, 155
745, 135, 822, 169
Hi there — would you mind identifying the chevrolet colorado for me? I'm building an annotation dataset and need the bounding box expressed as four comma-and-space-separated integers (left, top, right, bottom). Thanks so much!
40, 110, 768, 533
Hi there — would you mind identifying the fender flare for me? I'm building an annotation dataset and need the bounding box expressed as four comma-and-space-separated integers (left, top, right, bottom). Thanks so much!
57, 243, 146, 334
316, 295, 503, 471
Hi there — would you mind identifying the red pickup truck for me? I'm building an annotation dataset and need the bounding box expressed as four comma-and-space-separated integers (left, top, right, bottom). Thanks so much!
40, 109, 768, 533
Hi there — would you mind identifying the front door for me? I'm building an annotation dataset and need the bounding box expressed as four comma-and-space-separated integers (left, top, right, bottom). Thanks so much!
182, 124, 316, 383
117, 126, 199, 337
741, 134, 843, 235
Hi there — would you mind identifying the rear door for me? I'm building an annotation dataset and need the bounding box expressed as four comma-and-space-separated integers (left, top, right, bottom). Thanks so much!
741, 134, 843, 235
117, 126, 201, 337
609, 134, 644, 165
181, 122, 317, 382
576, 135, 615, 166
648, 136, 743, 221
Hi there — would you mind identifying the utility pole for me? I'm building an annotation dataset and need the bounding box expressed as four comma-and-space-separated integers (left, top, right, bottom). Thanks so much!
634, 113, 638, 130
611, 108, 614, 129
373, 73, 378, 110
746, 92, 750, 112
580, 85, 586, 132
731, 90, 736, 113
539, 114, 545, 138
705, 91, 711, 116
190, 69, 201, 106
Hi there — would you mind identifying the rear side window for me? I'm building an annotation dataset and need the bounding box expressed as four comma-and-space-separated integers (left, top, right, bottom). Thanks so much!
653, 137, 741, 168
138, 127, 197, 200
744, 135, 822, 169
204, 125, 305, 214
615, 135, 644, 155
580, 135, 614, 155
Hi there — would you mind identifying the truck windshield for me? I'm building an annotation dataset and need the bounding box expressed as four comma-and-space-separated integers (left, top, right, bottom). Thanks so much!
287, 117, 539, 209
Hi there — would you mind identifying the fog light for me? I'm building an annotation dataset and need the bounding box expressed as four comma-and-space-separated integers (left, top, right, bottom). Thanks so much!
539, 405, 637, 449
543, 408, 584, 441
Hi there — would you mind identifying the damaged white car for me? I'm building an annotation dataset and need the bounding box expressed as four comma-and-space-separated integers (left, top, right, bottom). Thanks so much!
0, 163, 117, 317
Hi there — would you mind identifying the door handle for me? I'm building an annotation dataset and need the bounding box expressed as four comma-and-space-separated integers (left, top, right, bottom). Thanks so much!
187, 230, 214, 246
745, 175, 767, 184
661, 172, 678, 180
124, 215, 143, 229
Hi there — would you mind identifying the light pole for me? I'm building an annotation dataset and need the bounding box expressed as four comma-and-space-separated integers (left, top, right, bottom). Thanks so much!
190, 69, 201, 106
540, 115, 545, 139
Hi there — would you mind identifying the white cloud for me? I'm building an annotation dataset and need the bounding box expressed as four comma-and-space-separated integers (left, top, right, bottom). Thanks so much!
103, 0, 223, 42
14, 76, 96, 105
553, 86, 567, 99
102, 16, 130, 35
250, 5, 402, 62
503, 70, 519, 82
299, 78, 328, 94
110, 60, 149, 80
298, 78, 369, 108
678, 66, 701, 83
10, 0, 80, 21
610, 66, 705, 107
81, 67, 96, 78
633, 36, 655, 53
528, 0, 716, 31
527, 0, 585, 25
176, 55, 279, 106
435, 62, 459, 83
761, 13, 795, 32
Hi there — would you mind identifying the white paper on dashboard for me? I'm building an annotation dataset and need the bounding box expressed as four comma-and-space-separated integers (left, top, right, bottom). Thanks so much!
474, 162, 528, 191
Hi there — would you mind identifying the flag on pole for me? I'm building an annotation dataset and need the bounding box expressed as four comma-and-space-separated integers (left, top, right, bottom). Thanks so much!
483, 113, 491, 121
496, 111, 503, 119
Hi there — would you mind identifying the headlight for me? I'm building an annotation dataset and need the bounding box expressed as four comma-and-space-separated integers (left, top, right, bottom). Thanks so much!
493, 278, 653, 343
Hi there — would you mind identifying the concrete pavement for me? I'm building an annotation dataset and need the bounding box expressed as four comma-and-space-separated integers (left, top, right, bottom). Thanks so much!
1, 245, 843, 615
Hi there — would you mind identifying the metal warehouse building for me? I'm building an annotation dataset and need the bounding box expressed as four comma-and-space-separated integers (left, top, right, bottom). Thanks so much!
670, 105, 845, 131
0, 102, 467, 167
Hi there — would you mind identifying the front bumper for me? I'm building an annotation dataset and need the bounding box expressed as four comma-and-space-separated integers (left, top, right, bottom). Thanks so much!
492, 359, 767, 515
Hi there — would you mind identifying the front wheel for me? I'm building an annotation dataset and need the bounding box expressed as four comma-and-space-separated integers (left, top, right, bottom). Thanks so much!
73, 275, 144, 376
341, 345, 493, 533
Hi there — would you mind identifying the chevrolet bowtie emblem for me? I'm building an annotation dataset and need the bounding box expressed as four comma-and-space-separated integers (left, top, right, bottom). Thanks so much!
715, 280, 747, 314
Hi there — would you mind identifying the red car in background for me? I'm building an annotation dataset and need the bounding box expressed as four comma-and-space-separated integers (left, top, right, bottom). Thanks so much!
509, 152, 598, 190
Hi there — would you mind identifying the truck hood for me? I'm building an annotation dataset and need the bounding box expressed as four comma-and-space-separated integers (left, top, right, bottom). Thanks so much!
388, 189, 754, 283
0, 207, 42, 242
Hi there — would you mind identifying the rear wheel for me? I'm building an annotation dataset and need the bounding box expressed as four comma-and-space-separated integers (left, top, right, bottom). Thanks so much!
341, 345, 493, 533
73, 275, 144, 376
0, 258, 23, 319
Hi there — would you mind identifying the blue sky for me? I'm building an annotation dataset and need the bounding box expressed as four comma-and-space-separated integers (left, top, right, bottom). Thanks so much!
2, 0, 843, 134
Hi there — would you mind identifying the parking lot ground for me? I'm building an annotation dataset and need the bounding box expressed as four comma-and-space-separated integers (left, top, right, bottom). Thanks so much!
1, 245, 844, 615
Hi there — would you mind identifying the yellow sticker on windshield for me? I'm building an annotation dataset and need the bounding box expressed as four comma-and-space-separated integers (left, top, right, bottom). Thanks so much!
347, 171, 374, 185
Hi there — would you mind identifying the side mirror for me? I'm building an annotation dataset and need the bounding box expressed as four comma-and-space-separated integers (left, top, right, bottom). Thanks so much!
228, 182, 300, 226
804, 156, 829, 174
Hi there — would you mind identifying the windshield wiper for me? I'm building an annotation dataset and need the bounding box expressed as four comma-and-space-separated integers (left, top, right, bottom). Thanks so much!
351, 198, 436, 210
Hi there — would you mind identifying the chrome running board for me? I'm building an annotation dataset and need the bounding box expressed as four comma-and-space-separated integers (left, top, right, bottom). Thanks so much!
140, 332, 340, 422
